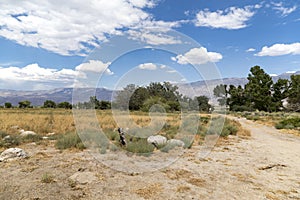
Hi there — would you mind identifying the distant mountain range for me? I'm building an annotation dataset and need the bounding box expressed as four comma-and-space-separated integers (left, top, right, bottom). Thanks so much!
0, 71, 299, 106
0, 88, 114, 106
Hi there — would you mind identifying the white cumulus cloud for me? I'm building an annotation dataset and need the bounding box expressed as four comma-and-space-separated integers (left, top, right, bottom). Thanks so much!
0, 63, 79, 82
256, 43, 300, 56
172, 47, 223, 65
75, 60, 113, 75
246, 48, 256, 52
0, 60, 114, 90
194, 6, 256, 29
138, 63, 157, 70
0, 0, 158, 56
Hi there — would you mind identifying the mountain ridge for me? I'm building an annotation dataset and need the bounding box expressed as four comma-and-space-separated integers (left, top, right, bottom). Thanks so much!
1, 71, 299, 106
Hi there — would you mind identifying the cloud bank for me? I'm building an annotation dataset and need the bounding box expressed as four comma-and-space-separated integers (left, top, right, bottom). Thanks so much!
0, 0, 157, 56
256, 43, 300, 56
194, 6, 257, 29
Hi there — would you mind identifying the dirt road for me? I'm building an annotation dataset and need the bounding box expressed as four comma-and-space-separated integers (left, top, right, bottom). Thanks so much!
0, 117, 299, 199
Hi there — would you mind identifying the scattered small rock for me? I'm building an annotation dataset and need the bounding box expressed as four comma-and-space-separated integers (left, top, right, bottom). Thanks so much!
19, 129, 37, 137
69, 172, 97, 184
147, 135, 167, 147
167, 139, 185, 147
2, 135, 11, 141
0, 147, 28, 162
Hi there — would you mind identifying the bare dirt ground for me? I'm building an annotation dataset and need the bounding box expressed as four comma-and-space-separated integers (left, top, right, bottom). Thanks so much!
0, 117, 299, 200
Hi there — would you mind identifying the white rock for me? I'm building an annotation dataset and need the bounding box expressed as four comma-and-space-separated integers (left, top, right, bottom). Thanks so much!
167, 139, 185, 147
147, 135, 167, 147
0, 148, 28, 162
19, 129, 36, 137
69, 172, 97, 184
2, 135, 11, 141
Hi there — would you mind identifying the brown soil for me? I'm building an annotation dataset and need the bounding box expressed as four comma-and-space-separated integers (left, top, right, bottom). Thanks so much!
0, 116, 300, 200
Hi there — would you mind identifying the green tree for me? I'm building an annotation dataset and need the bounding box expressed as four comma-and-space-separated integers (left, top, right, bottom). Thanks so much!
99, 101, 111, 110
4, 102, 12, 108
288, 75, 300, 112
129, 87, 149, 110
57, 102, 72, 109
213, 84, 228, 106
141, 97, 170, 112
196, 96, 211, 112
43, 100, 56, 108
227, 85, 249, 111
89, 96, 100, 109
114, 84, 136, 110
18, 100, 32, 108
272, 79, 289, 111
245, 66, 273, 111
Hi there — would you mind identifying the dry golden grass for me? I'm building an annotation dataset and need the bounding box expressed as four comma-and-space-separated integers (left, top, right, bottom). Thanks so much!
176, 185, 191, 193
230, 119, 251, 138
0, 109, 250, 151
134, 183, 163, 199
0, 109, 75, 135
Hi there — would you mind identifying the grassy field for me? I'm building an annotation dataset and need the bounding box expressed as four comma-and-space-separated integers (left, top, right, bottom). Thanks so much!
0, 109, 248, 153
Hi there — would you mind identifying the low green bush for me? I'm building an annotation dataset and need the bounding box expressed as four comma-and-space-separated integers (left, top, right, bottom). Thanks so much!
207, 117, 238, 137
55, 132, 85, 150
0, 134, 20, 148
125, 138, 154, 155
275, 117, 300, 130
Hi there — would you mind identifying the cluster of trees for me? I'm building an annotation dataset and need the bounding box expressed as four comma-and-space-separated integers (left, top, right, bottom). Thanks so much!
114, 82, 212, 112
2, 98, 111, 110
3, 100, 73, 109
214, 66, 300, 112
2, 82, 212, 112
74, 96, 111, 109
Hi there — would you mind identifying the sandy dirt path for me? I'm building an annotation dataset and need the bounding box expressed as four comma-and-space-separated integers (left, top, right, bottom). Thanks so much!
0, 116, 299, 200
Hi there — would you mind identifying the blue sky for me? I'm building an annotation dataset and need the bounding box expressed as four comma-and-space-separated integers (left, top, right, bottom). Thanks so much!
0, 0, 300, 90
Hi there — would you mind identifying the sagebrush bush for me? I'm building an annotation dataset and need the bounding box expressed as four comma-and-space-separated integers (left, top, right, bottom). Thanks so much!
41, 173, 54, 183
275, 117, 300, 130
55, 132, 85, 150
125, 138, 154, 155
207, 117, 238, 137
0, 134, 20, 148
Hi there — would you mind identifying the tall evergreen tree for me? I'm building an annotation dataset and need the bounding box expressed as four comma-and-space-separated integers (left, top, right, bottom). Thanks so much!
245, 66, 273, 111
288, 75, 300, 111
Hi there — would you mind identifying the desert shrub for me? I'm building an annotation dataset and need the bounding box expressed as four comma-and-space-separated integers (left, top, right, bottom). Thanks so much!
275, 117, 300, 129
207, 117, 238, 137
0, 135, 20, 148
105, 130, 118, 141
21, 134, 43, 143
160, 142, 177, 153
181, 137, 194, 149
125, 138, 154, 155
109, 143, 119, 152
221, 123, 238, 137
55, 132, 85, 150
245, 115, 260, 121
41, 173, 54, 183
0, 131, 7, 139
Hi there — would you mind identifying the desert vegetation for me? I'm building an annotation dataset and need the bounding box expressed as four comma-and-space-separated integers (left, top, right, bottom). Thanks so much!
0, 108, 247, 153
